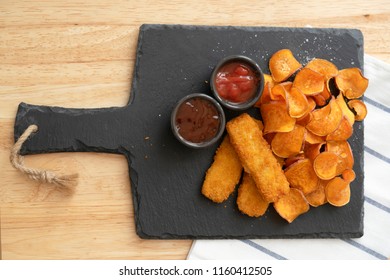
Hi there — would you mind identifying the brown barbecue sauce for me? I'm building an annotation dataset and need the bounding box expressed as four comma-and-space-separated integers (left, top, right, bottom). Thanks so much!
175, 97, 221, 143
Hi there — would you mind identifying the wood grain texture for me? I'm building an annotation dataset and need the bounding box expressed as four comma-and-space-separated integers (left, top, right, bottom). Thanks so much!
0, 0, 389, 259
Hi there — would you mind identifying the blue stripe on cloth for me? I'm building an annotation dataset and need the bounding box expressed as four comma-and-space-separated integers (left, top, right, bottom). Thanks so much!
365, 196, 390, 213
364, 146, 390, 164
364, 96, 390, 113
240, 240, 288, 260
342, 239, 388, 260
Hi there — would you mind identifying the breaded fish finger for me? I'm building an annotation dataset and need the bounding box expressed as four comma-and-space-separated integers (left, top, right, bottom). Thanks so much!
237, 173, 269, 217
226, 113, 289, 202
202, 135, 243, 203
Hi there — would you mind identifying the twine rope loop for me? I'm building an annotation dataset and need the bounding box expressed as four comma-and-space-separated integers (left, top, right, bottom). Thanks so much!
10, 124, 78, 190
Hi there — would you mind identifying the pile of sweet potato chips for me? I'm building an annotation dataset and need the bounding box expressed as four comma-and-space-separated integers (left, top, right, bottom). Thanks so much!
203, 49, 368, 223
258, 48, 368, 214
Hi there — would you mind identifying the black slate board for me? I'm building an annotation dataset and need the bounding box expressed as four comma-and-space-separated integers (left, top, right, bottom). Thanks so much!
14, 24, 364, 239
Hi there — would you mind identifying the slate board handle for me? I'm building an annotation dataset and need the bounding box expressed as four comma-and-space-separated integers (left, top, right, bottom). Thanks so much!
14, 102, 130, 155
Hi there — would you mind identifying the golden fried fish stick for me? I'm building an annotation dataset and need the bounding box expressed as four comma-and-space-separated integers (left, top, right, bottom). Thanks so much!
226, 113, 289, 202
202, 135, 243, 203
237, 173, 269, 217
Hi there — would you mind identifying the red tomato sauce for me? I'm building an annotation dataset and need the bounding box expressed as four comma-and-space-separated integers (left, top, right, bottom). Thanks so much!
214, 62, 259, 103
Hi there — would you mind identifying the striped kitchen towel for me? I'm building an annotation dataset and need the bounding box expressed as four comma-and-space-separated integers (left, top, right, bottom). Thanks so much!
187, 54, 390, 260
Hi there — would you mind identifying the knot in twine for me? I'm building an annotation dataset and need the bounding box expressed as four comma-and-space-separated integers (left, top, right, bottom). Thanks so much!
10, 124, 78, 193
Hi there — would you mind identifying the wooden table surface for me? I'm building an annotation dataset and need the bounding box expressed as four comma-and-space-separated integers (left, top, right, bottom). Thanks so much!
1, 0, 389, 260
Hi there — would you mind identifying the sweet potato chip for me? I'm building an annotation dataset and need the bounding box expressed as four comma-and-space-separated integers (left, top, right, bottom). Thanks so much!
306, 97, 342, 136
304, 142, 324, 163
313, 151, 340, 180
285, 158, 319, 194
312, 93, 327, 107
348, 99, 368, 121
237, 173, 269, 217
269, 49, 302, 82
326, 116, 353, 141
255, 76, 274, 107
293, 68, 324, 96
342, 169, 356, 183
286, 87, 310, 118
313, 148, 347, 180
307, 96, 317, 111
305, 129, 325, 144
273, 188, 310, 223
325, 177, 351, 207
305, 179, 328, 207
284, 153, 305, 168
326, 141, 354, 171
312, 80, 332, 107
335, 93, 355, 125
335, 68, 369, 99
296, 112, 312, 126
260, 101, 296, 133
261, 81, 273, 104
270, 82, 291, 101
306, 58, 338, 79
271, 125, 305, 158
322, 80, 332, 100
295, 97, 316, 126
